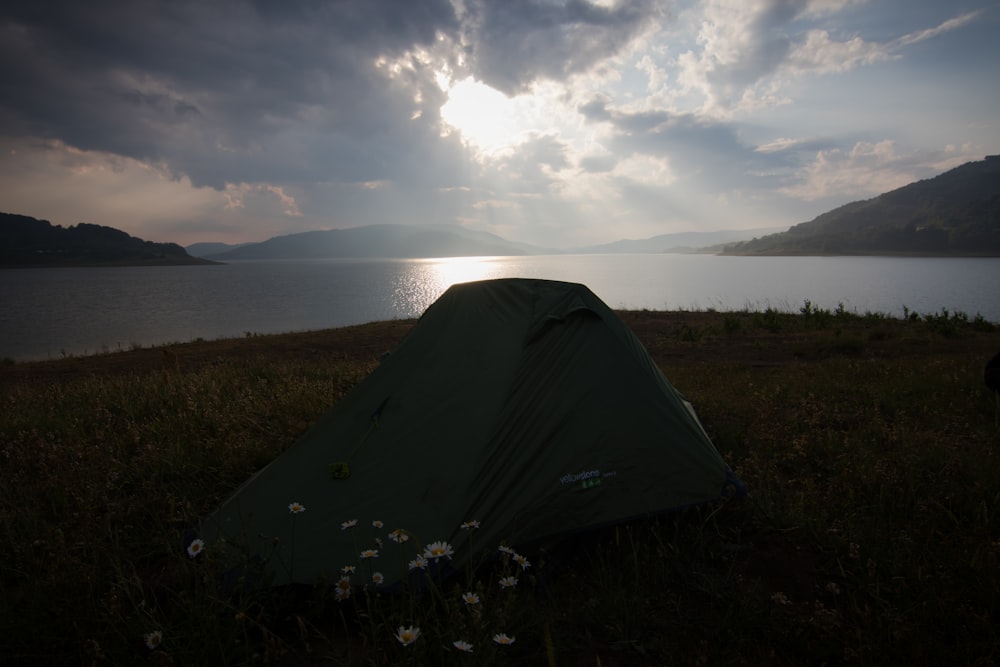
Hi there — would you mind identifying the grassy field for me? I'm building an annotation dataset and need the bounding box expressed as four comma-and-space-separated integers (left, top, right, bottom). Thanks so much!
1, 305, 998, 665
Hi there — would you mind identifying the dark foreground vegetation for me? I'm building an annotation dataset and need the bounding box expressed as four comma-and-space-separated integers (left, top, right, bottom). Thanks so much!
1, 304, 998, 665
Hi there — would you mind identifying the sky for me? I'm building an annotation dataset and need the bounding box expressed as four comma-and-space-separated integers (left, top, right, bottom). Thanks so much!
1, 0, 998, 249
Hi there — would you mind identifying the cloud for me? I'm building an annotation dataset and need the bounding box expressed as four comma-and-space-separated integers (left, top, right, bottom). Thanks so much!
671, 1, 982, 115
891, 10, 982, 48
0, 0, 462, 189
455, 0, 664, 95
582, 101, 767, 189
673, 0, 803, 113
775, 140, 986, 203
786, 29, 891, 74
755, 137, 807, 153
225, 184, 302, 217
0, 0, 995, 248
0, 137, 246, 242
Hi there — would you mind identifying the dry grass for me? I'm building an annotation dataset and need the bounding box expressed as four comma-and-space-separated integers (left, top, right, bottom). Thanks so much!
1, 307, 998, 665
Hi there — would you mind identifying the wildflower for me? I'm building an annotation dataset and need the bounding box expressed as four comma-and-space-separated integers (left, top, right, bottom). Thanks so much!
395, 625, 421, 646
288, 501, 306, 514
453, 639, 474, 653
498, 575, 518, 589
341, 565, 356, 574
493, 633, 516, 645
359, 549, 379, 559
186, 538, 205, 558
770, 592, 791, 606
341, 518, 358, 530
461, 591, 480, 605
460, 520, 480, 530
372, 572, 384, 585
424, 540, 455, 560
498, 545, 515, 555
372, 519, 384, 528
335, 576, 351, 601
388, 528, 410, 543
144, 630, 163, 650
513, 553, 531, 570
408, 555, 428, 570
374, 537, 384, 548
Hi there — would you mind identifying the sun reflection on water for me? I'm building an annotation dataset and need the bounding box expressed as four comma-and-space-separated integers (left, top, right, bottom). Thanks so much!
427, 256, 503, 289
391, 256, 505, 316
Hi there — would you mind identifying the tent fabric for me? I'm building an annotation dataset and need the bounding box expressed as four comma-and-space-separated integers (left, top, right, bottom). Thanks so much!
199, 278, 744, 588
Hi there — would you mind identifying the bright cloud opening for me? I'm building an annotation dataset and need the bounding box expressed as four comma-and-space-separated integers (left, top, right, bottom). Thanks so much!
440, 77, 530, 156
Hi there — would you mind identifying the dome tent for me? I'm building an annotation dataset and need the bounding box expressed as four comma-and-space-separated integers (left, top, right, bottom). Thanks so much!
198, 278, 744, 589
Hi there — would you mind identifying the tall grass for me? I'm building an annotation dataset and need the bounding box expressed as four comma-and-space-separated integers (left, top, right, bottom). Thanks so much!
1, 307, 998, 664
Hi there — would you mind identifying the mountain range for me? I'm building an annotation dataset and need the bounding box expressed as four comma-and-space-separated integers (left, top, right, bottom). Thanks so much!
194, 224, 555, 260
3, 156, 997, 266
189, 224, 779, 260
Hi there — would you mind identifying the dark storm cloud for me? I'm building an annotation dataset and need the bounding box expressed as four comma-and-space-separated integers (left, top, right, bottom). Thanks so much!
0, 0, 668, 194
0, 0, 461, 188
458, 0, 664, 95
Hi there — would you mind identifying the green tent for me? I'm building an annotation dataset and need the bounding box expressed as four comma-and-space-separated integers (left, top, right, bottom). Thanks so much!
199, 278, 743, 589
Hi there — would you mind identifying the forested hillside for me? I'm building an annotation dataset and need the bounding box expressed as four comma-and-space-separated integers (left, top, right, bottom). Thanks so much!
724, 156, 1000, 256
0, 213, 214, 267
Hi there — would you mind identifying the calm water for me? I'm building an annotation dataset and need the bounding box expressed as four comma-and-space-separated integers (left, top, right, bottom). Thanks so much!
2, 254, 999, 361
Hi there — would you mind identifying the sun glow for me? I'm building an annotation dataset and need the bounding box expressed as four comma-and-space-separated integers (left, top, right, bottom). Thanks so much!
439, 77, 530, 156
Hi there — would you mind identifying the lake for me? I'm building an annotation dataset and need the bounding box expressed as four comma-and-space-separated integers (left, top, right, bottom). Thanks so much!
2, 254, 999, 362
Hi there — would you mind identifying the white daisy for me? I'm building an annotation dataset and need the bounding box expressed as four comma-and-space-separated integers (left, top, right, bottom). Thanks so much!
144, 630, 163, 650
423, 540, 455, 560
395, 625, 421, 646
186, 538, 204, 558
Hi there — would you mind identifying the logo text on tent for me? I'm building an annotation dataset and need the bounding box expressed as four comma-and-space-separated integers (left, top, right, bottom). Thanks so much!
560, 469, 615, 489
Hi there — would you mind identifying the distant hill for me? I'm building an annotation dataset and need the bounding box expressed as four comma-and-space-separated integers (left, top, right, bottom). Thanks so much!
0, 213, 217, 267
185, 241, 249, 258
723, 156, 1000, 256
205, 224, 556, 260
571, 227, 787, 254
